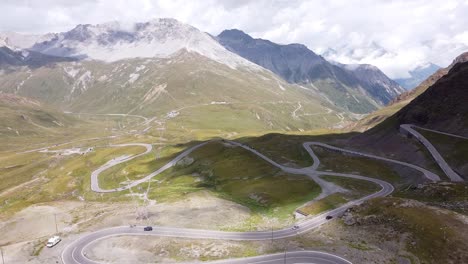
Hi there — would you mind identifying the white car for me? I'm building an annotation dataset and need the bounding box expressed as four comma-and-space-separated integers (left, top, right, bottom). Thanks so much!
46, 236, 61, 248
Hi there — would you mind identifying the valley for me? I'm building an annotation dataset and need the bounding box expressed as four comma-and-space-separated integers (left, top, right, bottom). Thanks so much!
0, 12, 467, 264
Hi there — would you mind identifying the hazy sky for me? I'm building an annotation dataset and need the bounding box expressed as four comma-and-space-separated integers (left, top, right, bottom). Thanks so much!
1, 0, 468, 78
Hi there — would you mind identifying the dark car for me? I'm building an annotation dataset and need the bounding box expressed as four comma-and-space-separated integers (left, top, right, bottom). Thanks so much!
326, 215, 333, 220
144, 226, 153, 231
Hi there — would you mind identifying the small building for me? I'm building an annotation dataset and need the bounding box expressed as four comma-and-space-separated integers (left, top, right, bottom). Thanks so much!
294, 209, 308, 219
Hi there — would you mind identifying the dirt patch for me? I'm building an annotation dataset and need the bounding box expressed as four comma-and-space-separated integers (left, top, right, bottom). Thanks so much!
86, 236, 262, 263
0, 191, 250, 263
76, 191, 250, 231
0, 201, 79, 245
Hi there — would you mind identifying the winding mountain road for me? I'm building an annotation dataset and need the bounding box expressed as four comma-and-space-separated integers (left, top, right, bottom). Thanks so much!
400, 124, 464, 182
63, 139, 394, 264
62, 123, 465, 264
90, 142, 210, 192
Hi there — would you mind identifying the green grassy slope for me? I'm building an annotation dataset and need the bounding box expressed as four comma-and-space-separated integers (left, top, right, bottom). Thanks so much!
146, 142, 321, 217
0, 51, 347, 135
0, 93, 76, 137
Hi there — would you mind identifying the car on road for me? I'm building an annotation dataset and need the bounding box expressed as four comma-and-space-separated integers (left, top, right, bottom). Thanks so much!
326, 215, 333, 220
144, 226, 153, 231
46, 236, 61, 248
292, 225, 300, 230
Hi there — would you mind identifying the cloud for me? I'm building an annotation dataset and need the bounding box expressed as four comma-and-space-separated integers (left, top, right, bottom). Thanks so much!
0, 0, 467, 78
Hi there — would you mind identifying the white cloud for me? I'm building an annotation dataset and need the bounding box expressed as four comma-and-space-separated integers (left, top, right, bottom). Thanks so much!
0, 0, 467, 78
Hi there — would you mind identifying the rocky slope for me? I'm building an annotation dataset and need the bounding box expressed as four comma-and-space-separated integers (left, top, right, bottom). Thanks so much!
30, 19, 257, 70
217, 29, 403, 113
337, 63, 405, 104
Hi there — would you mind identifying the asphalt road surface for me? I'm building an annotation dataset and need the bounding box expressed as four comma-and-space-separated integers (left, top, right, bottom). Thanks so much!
401, 124, 464, 182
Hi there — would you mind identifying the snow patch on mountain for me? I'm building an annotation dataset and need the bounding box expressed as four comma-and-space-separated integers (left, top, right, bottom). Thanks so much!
128, 73, 140, 84
71, 70, 93, 95
0, 37, 16, 50
63, 66, 80, 78
135, 65, 146, 72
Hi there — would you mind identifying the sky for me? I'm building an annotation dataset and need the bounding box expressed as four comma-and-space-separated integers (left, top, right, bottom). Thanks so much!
1, 0, 468, 78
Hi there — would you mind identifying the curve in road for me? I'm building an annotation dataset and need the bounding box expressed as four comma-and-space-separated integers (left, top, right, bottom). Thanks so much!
308, 142, 441, 182
400, 124, 464, 182
90, 142, 210, 192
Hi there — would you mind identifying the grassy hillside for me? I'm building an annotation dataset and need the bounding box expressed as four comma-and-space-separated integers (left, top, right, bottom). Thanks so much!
0, 51, 349, 135
349, 197, 468, 263
0, 93, 76, 137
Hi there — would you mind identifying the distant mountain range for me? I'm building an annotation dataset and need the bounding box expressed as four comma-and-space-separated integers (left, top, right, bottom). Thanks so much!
0, 18, 414, 136
321, 39, 467, 81
395, 63, 441, 90
217, 29, 404, 114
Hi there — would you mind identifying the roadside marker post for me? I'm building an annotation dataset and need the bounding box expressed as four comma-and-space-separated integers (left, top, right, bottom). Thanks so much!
54, 213, 58, 233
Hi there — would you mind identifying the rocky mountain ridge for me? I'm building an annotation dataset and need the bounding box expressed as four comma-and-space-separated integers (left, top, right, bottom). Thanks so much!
218, 29, 404, 113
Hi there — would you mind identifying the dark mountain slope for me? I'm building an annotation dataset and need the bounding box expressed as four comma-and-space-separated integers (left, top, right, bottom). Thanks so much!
347, 52, 468, 132
346, 61, 468, 178
0, 46, 75, 68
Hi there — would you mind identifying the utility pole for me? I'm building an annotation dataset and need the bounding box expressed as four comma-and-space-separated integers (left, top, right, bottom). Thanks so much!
271, 225, 273, 243
283, 248, 286, 264
54, 213, 58, 234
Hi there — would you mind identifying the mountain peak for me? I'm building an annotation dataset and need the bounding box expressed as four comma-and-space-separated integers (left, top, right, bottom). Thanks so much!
29, 19, 257, 69
0, 36, 17, 50
218, 29, 253, 41
0, 37, 9, 48
450, 51, 468, 67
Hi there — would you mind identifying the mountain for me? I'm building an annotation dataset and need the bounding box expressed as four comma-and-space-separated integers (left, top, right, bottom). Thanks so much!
395, 63, 441, 90
335, 63, 405, 104
0, 31, 54, 49
391, 52, 468, 105
0, 19, 348, 135
217, 29, 403, 114
30, 19, 256, 70
348, 52, 468, 132
347, 57, 468, 177
0, 45, 75, 68
391, 61, 468, 134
